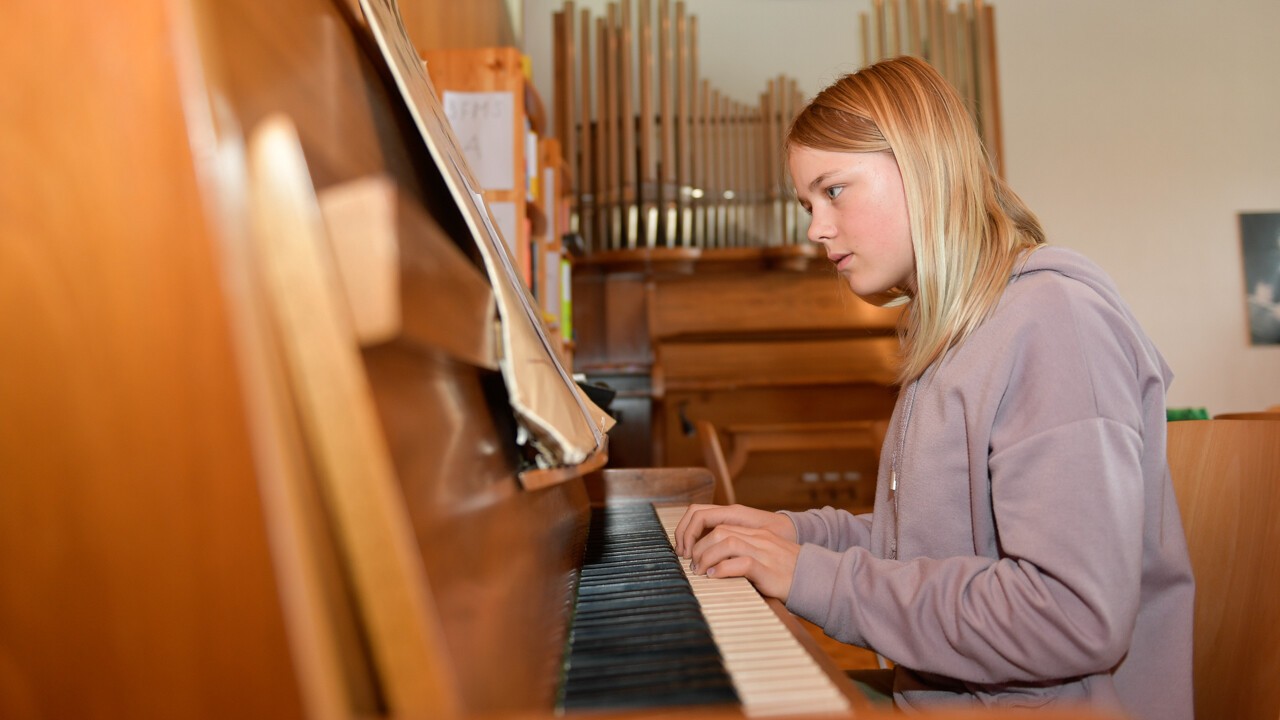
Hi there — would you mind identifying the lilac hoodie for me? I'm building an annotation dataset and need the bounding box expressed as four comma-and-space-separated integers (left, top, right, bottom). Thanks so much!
782, 247, 1194, 719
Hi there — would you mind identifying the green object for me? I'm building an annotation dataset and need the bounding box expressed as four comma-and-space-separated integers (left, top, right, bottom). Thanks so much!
1167, 407, 1209, 421
559, 258, 573, 342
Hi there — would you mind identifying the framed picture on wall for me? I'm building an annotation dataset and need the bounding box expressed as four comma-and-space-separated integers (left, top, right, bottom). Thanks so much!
1240, 211, 1280, 345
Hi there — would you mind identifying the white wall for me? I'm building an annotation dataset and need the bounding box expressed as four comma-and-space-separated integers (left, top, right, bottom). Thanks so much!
997, 0, 1280, 413
524, 0, 1280, 414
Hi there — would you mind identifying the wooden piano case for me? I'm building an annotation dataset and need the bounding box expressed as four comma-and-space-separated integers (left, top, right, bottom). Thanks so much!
1, 0, 603, 717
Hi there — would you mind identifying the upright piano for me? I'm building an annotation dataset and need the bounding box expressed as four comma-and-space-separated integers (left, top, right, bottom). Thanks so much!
0, 2, 1112, 720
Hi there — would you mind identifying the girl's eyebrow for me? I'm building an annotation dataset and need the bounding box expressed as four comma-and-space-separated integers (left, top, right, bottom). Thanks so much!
807, 169, 841, 193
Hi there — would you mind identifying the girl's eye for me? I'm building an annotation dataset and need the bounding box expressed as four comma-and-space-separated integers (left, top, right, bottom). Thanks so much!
825, 185, 844, 201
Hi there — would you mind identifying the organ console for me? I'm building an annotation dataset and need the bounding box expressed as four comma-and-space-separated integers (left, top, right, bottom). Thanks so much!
1, 1, 1109, 719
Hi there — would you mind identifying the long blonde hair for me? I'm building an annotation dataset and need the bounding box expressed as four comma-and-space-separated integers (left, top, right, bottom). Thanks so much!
786, 56, 1045, 383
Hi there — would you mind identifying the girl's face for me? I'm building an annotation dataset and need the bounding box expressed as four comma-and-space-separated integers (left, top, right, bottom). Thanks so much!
789, 146, 916, 299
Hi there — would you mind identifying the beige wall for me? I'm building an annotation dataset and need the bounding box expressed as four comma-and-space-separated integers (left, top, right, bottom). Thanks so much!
524, 0, 1280, 414
998, 0, 1280, 413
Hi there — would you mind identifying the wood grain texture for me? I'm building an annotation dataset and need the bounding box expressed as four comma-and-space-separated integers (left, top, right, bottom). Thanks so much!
1167, 420, 1280, 720
647, 271, 901, 339
656, 337, 900, 391
0, 2, 306, 717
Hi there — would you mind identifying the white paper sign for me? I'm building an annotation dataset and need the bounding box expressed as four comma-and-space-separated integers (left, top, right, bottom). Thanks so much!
442, 91, 515, 191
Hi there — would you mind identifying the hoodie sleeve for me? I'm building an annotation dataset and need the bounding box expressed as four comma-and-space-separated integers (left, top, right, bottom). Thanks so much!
786, 275, 1150, 685
779, 507, 874, 552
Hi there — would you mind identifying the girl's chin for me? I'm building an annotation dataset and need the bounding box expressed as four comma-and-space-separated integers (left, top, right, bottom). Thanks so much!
845, 278, 902, 305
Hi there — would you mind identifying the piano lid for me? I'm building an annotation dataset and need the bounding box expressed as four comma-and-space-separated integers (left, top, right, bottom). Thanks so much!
357, 0, 614, 474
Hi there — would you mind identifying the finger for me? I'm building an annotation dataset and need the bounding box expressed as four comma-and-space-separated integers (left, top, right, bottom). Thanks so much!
675, 504, 721, 556
674, 505, 708, 556
703, 554, 753, 581
706, 553, 791, 601
697, 533, 798, 600
691, 528, 767, 573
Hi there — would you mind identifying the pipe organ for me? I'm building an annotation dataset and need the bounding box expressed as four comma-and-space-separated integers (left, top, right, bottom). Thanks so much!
553, 0, 809, 258
552, 0, 1003, 260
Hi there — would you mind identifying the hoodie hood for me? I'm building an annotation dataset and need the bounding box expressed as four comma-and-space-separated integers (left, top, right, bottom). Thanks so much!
1012, 246, 1173, 387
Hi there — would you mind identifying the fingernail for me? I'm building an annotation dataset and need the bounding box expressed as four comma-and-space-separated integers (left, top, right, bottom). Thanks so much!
690, 562, 698, 573
706, 567, 716, 577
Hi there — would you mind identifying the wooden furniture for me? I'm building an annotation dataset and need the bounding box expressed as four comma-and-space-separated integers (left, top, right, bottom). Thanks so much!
574, 261, 901, 509
1167, 419, 1280, 720
400, 0, 517, 50
722, 420, 890, 512
694, 420, 737, 505
1212, 411, 1280, 420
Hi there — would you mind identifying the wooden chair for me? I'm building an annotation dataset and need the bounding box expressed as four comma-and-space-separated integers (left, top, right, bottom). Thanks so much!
1166, 419, 1280, 720
694, 420, 737, 506
694, 418, 889, 511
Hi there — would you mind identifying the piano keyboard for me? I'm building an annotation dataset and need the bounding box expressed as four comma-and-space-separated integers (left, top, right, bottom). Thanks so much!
654, 505, 852, 717
560, 505, 739, 711
559, 503, 851, 716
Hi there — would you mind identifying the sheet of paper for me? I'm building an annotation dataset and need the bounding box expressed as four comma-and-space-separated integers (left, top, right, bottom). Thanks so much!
441, 91, 515, 191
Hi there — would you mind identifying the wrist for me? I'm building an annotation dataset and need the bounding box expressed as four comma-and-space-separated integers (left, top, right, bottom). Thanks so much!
769, 511, 799, 543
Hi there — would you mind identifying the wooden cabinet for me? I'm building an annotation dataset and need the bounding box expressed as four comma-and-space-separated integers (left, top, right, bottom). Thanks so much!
574, 257, 902, 510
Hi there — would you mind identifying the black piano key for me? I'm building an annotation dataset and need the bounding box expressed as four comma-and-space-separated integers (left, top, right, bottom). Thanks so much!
562, 652, 727, 683
563, 662, 735, 694
558, 505, 739, 712
568, 616, 708, 642
575, 575, 691, 597
562, 678, 739, 711
566, 633, 723, 660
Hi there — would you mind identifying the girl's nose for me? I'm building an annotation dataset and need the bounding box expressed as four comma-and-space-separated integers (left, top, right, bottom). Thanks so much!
806, 216, 831, 245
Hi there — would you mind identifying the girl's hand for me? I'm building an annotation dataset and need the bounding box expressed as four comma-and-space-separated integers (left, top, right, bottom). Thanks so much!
687, 524, 801, 601
673, 503, 797, 557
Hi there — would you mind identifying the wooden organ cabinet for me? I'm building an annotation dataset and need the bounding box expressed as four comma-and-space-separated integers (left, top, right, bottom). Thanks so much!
573, 260, 902, 511
1, 2, 1094, 720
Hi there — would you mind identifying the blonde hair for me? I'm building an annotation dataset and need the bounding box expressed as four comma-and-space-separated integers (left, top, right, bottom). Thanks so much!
786, 56, 1045, 383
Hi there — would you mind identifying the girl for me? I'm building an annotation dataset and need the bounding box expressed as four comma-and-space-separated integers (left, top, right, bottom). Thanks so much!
674, 56, 1194, 719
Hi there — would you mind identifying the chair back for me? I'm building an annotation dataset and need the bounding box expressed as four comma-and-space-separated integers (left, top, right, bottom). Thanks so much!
694, 420, 737, 505
1167, 419, 1280, 719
